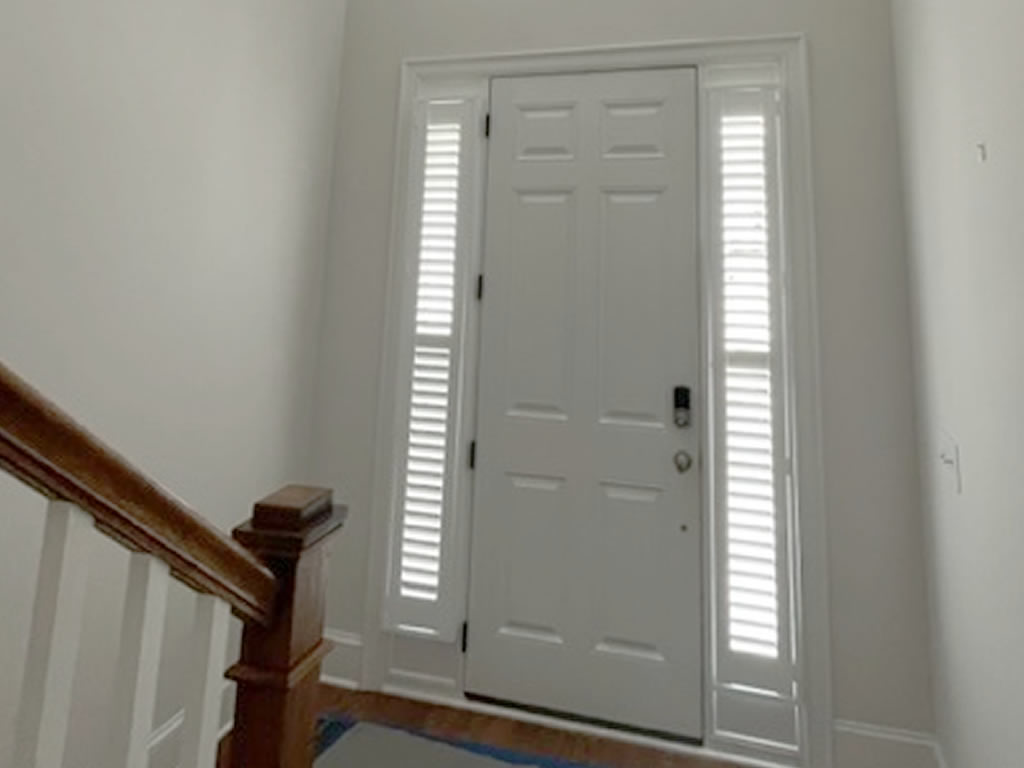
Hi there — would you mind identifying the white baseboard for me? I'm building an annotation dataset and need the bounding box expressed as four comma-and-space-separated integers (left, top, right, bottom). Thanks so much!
323, 629, 364, 689
383, 668, 459, 697
834, 720, 943, 768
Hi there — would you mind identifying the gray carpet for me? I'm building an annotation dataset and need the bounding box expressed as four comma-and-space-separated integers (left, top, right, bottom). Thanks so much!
316, 722, 539, 768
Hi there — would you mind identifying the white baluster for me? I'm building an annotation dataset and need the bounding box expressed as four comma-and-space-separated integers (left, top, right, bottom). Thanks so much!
179, 595, 230, 768
11, 501, 92, 768
105, 553, 170, 768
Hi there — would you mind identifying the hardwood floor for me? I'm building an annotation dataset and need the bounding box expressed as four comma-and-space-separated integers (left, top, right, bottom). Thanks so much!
315, 685, 741, 768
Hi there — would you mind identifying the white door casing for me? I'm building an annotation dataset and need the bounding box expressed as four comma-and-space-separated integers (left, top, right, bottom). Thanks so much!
466, 68, 703, 739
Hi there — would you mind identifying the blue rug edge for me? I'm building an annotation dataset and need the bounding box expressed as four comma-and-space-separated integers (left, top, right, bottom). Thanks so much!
316, 713, 357, 756
316, 712, 600, 768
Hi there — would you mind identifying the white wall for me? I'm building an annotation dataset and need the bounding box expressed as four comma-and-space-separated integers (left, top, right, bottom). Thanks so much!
311, 0, 936, 763
891, 1, 1024, 766
0, 0, 348, 765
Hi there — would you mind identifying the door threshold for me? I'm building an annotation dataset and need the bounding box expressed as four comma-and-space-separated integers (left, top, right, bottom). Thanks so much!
465, 691, 703, 747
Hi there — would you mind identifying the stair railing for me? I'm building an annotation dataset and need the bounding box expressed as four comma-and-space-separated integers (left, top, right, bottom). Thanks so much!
0, 361, 345, 768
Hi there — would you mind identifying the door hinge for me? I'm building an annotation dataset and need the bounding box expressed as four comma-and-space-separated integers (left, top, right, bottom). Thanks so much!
484, 113, 491, 138
476, 274, 484, 300
469, 440, 477, 469
461, 621, 469, 653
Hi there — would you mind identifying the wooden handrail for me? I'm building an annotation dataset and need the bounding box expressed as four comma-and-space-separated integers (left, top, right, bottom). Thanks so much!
0, 361, 277, 625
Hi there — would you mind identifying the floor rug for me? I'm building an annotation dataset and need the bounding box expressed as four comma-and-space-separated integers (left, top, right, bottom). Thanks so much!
315, 714, 600, 768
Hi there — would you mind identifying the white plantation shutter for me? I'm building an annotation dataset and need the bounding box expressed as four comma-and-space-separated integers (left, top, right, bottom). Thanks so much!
384, 97, 480, 641
720, 106, 783, 663
708, 80, 798, 747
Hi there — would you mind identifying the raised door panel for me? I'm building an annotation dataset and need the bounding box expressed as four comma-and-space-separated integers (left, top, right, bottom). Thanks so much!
502, 190, 577, 424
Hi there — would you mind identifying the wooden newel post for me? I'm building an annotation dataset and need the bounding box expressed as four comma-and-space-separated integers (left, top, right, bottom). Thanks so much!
227, 486, 346, 768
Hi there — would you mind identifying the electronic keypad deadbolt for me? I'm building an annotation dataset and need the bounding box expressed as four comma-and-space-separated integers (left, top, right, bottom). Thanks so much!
674, 386, 691, 428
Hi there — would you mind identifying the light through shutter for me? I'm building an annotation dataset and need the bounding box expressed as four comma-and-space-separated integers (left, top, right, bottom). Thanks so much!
398, 112, 463, 602
720, 110, 781, 661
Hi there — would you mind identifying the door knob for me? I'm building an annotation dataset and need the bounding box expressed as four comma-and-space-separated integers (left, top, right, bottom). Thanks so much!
674, 450, 694, 474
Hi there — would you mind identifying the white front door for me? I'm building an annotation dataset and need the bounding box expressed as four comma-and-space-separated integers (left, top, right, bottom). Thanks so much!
466, 68, 703, 739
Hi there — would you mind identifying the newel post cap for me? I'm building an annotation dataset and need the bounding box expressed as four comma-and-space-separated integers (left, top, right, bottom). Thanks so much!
233, 485, 346, 559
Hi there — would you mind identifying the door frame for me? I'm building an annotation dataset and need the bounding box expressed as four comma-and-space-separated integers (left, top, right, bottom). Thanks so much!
363, 36, 831, 768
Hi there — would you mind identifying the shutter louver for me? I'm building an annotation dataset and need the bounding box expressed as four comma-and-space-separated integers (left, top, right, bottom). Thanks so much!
720, 112, 781, 661
400, 346, 451, 600
415, 121, 461, 338
385, 96, 479, 642
399, 115, 463, 603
